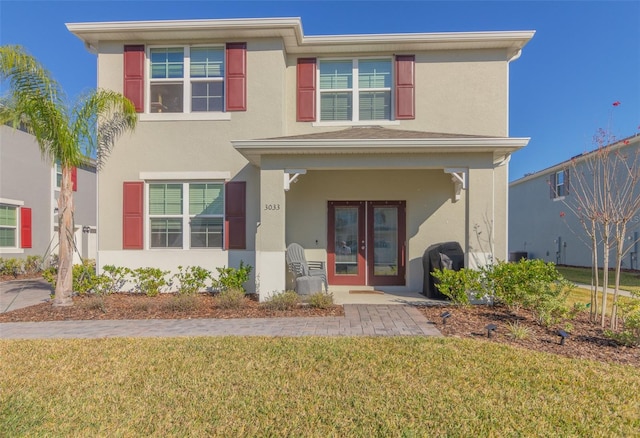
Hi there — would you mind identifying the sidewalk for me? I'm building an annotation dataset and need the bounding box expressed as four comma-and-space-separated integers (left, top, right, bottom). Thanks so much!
0, 304, 442, 339
0, 278, 51, 313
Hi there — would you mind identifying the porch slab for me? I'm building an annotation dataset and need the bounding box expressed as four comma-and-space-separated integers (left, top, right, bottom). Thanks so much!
330, 287, 445, 306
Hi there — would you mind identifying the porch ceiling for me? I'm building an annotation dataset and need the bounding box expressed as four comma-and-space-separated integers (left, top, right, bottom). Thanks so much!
232, 127, 530, 167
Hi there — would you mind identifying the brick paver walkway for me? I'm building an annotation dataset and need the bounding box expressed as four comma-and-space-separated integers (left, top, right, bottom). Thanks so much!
0, 304, 441, 339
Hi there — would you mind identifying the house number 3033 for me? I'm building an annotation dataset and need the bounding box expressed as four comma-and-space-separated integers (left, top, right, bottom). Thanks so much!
264, 204, 281, 211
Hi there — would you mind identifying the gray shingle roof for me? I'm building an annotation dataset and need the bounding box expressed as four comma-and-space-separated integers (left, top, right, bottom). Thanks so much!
264, 126, 495, 141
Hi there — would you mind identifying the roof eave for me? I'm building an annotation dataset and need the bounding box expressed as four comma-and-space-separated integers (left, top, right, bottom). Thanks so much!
233, 137, 530, 167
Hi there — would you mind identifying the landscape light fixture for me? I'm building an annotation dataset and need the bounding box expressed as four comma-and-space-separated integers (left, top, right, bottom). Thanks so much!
440, 311, 452, 324
485, 324, 497, 338
557, 330, 570, 345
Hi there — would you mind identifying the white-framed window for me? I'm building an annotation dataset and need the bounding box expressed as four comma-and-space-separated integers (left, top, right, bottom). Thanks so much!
148, 46, 224, 114
148, 182, 224, 249
552, 169, 569, 199
0, 204, 18, 248
319, 58, 392, 122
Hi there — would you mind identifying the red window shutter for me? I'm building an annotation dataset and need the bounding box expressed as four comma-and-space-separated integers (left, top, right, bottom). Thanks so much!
225, 181, 246, 250
71, 167, 78, 192
395, 55, 415, 120
297, 58, 317, 121
123, 182, 144, 249
225, 43, 247, 111
124, 45, 145, 113
20, 207, 32, 249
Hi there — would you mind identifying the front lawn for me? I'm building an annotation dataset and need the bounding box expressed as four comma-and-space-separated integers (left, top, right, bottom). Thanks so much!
1, 337, 638, 436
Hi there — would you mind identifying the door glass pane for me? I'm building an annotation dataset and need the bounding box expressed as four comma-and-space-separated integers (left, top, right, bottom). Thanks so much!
373, 207, 398, 276
334, 207, 358, 275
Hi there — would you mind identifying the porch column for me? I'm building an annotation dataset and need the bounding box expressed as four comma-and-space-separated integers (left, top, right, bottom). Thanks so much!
466, 167, 495, 269
256, 168, 286, 300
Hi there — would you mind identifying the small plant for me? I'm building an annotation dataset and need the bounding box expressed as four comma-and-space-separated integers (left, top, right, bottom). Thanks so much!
173, 265, 211, 295
162, 294, 200, 312
94, 265, 131, 296
213, 261, 252, 292
24, 255, 43, 275
81, 295, 107, 313
604, 296, 640, 347
262, 290, 300, 311
131, 267, 170, 297
307, 291, 334, 309
216, 287, 247, 309
506, 321, 531, 340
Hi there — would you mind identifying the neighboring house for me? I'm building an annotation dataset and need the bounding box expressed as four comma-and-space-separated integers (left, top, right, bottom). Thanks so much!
509, 135, 640, 269
67, 17, 533, 298
0, 125, 97, 264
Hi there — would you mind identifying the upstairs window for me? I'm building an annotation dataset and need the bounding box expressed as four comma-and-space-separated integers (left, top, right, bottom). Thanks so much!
319, 59, 392, 122
149, 46, 224, 113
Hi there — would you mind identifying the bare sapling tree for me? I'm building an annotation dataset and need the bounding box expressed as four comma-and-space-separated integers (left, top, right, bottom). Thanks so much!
608, 139, 640, 329
562, 107, 639, 327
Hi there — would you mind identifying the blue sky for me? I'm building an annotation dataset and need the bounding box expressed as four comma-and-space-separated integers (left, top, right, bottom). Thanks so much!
1, 1, 638, 181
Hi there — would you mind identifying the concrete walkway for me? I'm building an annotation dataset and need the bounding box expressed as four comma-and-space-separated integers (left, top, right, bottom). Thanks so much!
0, 304, 442, 339
0, 278, 51, 313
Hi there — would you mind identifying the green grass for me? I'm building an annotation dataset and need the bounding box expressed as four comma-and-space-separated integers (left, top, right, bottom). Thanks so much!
557, 265, 640, 295
567, 287, 636, 316
1, 337, 638, 436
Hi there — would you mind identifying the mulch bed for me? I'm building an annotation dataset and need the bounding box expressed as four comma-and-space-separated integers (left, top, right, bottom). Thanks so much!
418, 304, 639, 367
0, 292, 344, 322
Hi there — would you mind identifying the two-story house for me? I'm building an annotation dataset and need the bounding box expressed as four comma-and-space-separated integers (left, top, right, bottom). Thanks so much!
0, 125, 97, 264
67, 17, 533, 298
509, 134, 640, 269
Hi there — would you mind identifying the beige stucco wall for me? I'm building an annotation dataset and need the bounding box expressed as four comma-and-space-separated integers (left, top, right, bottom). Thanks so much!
90, 32, 515, 293
284, 48, 509, 137
95, 38, 287, 252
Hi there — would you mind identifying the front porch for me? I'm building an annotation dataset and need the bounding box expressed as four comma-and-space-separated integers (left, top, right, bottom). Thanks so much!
233, 127, 529, 300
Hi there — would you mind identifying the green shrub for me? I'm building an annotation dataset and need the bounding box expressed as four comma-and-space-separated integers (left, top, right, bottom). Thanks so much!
42, 266, 57, 289
42, 260, 99, 295
213, 261, 252, 292
605, 297, 640, 346
262, 290, 300, 311
307, 292, 334, 309
73, 260, 99, 295
1, 257, 24, 277
24, 255, 43, 275
431, 268, 481, 306
131, 267, 170, 297
173, 265, 211, 295
94, 265, 131, 296
216, 288, 247, 309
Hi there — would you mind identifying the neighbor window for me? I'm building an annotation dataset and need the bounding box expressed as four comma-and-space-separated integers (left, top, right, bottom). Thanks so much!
551, 169, 569, 199
148, 182, 224, 249
0, 205, 17, 248
319, 58, 391, 122
55, 162, 62, 188
149, 46, 224, 113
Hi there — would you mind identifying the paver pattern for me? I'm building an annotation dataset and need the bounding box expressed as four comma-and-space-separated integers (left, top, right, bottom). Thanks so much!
0, 304, 442, 339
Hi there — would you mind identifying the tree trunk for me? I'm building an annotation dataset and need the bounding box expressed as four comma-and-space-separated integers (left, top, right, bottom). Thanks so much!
52, 165, 75, 307
590, 221, 599, 322
601, 235, 610, 328
611, 222, 626, 330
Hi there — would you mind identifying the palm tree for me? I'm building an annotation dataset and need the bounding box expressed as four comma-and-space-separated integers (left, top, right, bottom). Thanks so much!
0, 45, 137, 306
